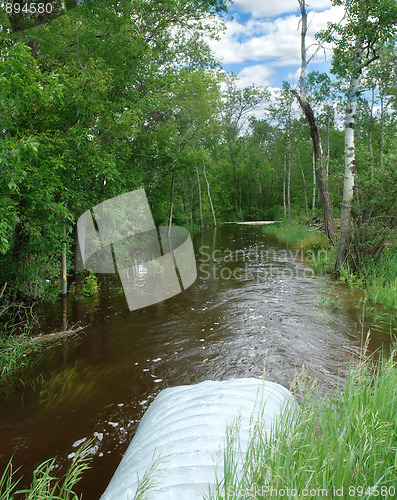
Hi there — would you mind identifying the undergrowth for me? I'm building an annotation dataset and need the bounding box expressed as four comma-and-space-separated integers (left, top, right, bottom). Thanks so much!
263, 222, 397, 312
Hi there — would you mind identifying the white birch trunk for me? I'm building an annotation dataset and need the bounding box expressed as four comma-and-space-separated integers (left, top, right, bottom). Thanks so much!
203, 162, 216, 227
299, 157, 309, 217
312, 152, 316, 217
336, 43, 362, 269
283, 156, 287, 219
196, 165, 203, 228
168, 174, 175, 238
61, 226, 67, 297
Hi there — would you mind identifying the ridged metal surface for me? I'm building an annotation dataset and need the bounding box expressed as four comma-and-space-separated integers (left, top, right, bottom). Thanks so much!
101, 378, 295, 500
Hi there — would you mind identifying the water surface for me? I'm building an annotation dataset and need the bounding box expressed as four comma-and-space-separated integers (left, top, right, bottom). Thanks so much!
0, 226, 392, 499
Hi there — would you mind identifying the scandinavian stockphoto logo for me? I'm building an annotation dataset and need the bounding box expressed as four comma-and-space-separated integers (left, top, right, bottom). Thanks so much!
76, 189, 197, 311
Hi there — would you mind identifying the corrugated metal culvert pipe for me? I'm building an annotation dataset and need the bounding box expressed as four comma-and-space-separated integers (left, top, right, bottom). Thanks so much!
101, 378, 296, 500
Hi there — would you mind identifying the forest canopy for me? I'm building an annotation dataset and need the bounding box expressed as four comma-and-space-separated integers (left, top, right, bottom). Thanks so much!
0, 0, 396, 301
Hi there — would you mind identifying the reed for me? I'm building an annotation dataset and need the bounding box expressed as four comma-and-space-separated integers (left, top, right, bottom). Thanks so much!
0, 441, 92, 500
361, 252, 397, 310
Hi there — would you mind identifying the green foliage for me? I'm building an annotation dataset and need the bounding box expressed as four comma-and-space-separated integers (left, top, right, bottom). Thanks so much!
30, 361, 94, 411
0, 0, 230, 301
317, 286, 340, 309
0, 300, 38, 380
295, 234, 329, 254
308, 245, 336, 274
82, 273, 99, 297
0, 295, 84, 387
351, 148, 397, 264
338, 265, 365, 289
207, 352, 397, 499
319, 0, 397, 79
0, 0, 395, 303
265, 222, 397, 310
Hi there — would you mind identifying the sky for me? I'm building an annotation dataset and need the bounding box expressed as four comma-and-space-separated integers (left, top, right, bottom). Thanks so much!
209, 0, 346, 90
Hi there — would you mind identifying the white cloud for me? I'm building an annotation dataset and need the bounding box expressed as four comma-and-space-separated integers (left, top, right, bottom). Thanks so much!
233, 0, 333, 18
286, 68, 301, 81
209, 5, 344, 68
236, 64, 273, 88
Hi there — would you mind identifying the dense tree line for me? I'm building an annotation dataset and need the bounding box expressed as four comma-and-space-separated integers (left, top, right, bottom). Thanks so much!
0, 0, 396, 301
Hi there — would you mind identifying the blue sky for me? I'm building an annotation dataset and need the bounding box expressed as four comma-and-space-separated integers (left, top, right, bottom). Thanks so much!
209, 0, 345, 90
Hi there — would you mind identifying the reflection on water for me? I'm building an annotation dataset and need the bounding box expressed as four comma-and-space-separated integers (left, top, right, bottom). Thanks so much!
0, 226, 393, 499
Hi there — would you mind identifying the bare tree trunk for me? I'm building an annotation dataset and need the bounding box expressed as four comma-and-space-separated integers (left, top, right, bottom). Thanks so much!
335, 41, 363, 270
288, 131, 291, 221
203, 162, 216, 226
189, 178, 194, 228
293, 0, 336, 244
299, 156, 309, 217
326, 113, 330, 178
61, 242, 67, 297
168, 174, 175, 238
379, 91, 384, 169
283, 156, 287, 219
265, 169, 273, 211
33, 267, 38, 300
369, 86, 375, 181
257, 167, 263, 212
196, 165, 203, 228
312, 152, 316, 217
291, 92, 336, 243
180, 176, 192, 226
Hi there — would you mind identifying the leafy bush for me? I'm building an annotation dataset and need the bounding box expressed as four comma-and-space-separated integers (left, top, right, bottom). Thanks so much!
82, 273, 99, 297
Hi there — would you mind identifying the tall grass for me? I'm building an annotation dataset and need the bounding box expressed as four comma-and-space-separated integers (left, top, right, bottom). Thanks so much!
0, 440, 92, 500
263, 222, 334, 275
207, 352, 397, 500
263, 222, 314, 244
361, 252, 397, 310
263, 223, 397, 311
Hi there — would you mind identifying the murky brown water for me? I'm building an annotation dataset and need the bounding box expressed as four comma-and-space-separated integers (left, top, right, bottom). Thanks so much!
0, 226, 393, 499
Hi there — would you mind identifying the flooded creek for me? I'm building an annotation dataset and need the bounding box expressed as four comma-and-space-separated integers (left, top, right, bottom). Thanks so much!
0, 225, 393, 499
